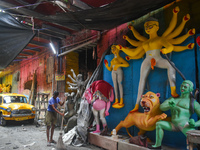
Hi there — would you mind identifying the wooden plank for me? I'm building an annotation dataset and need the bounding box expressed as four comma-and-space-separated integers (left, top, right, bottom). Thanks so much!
187, 130, 200, 144
118, 139, 149, 150
187, 135, 200, 144
88, 132, 117, 150
88, 133, 185, 150
29, 72, 37, 105
34, 93, 49, 121
186, 130, 200, 150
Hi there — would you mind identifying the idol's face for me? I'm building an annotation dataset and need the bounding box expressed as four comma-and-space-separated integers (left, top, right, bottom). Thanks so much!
111, 45, 119, 55
144, 21, 159, 34
180, 82, 191, 94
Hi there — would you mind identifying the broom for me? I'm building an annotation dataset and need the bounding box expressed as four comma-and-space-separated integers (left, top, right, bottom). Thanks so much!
56, 99, 66, 150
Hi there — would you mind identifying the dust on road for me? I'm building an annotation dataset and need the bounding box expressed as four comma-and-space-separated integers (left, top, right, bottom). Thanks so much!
0, 121, 59, 150
0, 121, 103, 150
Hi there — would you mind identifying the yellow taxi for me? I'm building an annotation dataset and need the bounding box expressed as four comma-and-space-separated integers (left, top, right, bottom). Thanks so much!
0, 93, 36, 126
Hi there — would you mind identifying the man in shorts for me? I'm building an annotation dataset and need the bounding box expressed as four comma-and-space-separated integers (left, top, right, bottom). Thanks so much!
45, 91, 65, 146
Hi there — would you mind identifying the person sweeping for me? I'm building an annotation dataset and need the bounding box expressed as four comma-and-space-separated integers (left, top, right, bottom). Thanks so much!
45, 91, 65, 146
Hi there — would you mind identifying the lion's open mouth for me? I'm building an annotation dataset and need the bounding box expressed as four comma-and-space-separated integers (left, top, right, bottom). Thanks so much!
143, 107, 150, 112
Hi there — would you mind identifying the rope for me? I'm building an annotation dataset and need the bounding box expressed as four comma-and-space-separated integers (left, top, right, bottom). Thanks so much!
164, 54, 186, 80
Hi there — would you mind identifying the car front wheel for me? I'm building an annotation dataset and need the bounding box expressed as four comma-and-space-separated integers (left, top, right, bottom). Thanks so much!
0, 113, 6, 126
29, 119, 34, 124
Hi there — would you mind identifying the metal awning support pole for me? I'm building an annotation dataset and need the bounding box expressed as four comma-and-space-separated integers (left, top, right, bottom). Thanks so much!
58, 38, 97, 57
58, 32, 100, 57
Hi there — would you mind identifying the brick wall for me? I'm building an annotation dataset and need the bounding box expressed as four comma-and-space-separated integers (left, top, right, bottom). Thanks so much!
96, 23, 128, 65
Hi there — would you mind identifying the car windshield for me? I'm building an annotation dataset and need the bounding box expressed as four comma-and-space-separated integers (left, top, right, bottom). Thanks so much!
3, 96, 27, 103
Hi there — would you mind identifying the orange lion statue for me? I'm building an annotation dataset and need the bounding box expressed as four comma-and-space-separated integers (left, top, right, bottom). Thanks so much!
112, 91, 168, 137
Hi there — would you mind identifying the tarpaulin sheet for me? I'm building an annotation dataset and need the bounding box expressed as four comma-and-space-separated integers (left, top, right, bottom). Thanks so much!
0, 12, 35, 70
42, 0, 175, 31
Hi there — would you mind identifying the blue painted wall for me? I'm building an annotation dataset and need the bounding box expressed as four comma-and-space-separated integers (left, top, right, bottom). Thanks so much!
103, 36, 198, 149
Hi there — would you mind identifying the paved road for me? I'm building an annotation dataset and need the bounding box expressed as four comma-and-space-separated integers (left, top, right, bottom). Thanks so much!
0, 121, 103, 150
